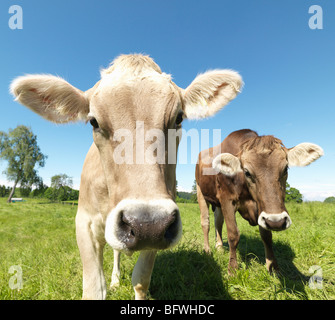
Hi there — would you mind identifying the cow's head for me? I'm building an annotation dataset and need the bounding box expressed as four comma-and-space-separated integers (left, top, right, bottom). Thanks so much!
212, 135, 323, 231
11, 54, 243, 253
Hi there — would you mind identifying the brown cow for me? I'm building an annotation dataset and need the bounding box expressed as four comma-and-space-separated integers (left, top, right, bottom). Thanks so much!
196, 129, 323, 274
10, 54, 243, 299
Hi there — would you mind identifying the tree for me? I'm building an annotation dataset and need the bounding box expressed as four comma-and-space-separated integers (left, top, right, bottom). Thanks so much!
50, 174, 73, 201
190, 179, 198, 203
0, 126, 47, 202
44, 187, 56, 201
30, 180, 48, 198
285, 183, 303, 203
324, 196, 335, 204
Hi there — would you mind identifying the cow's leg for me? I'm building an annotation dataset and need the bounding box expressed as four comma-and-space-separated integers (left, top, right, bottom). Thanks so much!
214, 207, 224, 250
259, 226, 279, 273
132, 250, 157, 300
111, 250, 121, 288
220, 201, 239, 275
76, 211, 107, 300
197, 184, 211, 253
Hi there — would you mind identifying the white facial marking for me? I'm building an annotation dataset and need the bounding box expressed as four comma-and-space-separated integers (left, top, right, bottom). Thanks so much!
258, 211, 292, 230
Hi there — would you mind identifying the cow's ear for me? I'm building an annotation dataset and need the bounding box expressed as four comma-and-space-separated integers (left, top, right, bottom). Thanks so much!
10, 74, 89, 123
182, 70, 243, 119
287, 143, 324, 167
212, 153, 242, 176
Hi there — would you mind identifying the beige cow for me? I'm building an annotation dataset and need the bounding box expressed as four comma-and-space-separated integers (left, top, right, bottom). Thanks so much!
10, 54, 243, 299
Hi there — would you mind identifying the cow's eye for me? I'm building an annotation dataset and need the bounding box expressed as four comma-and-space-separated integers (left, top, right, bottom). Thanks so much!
175, 111, 184, 126
89, 117, 99, 129
244, 169, 252, 179
244, 169, 253, 180
283, 165, 289, 176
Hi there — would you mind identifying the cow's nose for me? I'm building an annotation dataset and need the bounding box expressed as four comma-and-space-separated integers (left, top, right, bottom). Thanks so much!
119, 209, 180, 250
258, 211, 292, 231
263, 217, 287, 231
105, 199, 182, 252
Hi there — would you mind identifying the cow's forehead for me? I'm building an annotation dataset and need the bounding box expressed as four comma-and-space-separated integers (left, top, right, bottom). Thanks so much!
89, 72, 181, 127
99, 67, 172, 89
93, 68, 176, 101
240, 147, 288, 169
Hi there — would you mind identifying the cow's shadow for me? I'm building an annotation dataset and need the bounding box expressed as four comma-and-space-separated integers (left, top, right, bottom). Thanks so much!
150, 235, 310, 300
149, 249, 231, 300
237, 234, 310, 296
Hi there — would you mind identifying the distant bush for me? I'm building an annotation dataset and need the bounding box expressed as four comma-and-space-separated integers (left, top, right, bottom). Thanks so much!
30, 184, 48, 198
176, 196, 193, 203
285, 183, 303, 203
324, 196, 335, 204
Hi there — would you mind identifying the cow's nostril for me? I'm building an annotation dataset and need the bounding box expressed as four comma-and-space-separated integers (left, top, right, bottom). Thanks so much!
119, 211, 136, 239
164, 211, 179, 242
120, 211, 126, 225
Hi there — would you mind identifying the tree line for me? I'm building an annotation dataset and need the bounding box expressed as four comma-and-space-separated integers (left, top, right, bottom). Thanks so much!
177, 180, 310, 204
0, 176, 79, 201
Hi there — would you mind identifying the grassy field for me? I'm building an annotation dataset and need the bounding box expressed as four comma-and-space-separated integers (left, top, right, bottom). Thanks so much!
0, 198, 334, 300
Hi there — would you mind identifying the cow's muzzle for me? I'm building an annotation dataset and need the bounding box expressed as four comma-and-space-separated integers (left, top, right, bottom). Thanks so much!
105, 199, 182, 252
258, 211, 292, 231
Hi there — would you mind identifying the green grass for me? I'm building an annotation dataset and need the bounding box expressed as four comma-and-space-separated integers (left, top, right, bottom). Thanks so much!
0, 198, 334, 300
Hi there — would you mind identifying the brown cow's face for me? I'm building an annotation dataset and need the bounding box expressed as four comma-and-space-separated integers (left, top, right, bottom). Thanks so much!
240, 146, 290, 231
212, 136, 323, 232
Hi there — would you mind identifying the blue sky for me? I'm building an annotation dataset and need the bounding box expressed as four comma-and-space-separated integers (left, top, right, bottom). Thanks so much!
0, 0, 334, 200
